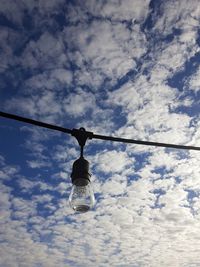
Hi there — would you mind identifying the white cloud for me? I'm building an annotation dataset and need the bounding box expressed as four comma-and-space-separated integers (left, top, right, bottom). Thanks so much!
5, 91, 63, 123
190, 121, 200, 147
110, 77, 195, 145
188, 66, 200, 92
79, 0, 150, 22
0, 163, 20, 181
5, 97, 37, 117
94, 149, 134, 174
27, 159, 51, 169
102, 176, 127, 196
63, 88, 97, 117
21, 31, 66, 70
23, 69, 73, 92
65, 19, 147, 88
153, 0, 200, 36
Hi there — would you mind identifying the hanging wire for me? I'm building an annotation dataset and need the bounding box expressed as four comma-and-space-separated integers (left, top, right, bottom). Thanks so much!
0, 111, 72, 134
0, 111, 200, 151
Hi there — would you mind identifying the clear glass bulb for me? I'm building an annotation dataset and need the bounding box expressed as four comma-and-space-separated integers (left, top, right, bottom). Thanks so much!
69, 182, 95, 213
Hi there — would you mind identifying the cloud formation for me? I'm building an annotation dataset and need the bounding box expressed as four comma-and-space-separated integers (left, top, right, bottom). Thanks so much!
0, 0, 200, 267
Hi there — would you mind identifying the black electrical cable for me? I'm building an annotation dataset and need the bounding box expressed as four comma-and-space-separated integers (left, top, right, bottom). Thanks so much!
0, 111, 72, 134
1, 111, 200, 151
92, 133, 200, 151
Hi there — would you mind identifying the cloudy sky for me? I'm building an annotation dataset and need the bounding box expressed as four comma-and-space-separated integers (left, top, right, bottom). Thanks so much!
0, 0, 200, 266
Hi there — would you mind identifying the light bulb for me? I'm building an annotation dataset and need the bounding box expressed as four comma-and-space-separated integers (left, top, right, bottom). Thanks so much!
69, 156, 95, 212
69, 182, 95, 212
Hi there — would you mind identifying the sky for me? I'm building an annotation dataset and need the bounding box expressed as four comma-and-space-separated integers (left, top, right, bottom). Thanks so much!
0, 0, 200, 266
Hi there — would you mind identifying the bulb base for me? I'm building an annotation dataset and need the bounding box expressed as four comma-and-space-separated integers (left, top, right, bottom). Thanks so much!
72, 204, 90, 213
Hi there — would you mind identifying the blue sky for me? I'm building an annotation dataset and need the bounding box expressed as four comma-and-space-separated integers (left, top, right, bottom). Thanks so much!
0, 0, 200, 266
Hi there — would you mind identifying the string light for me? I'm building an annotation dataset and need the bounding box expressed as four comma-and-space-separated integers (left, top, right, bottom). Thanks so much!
1, 111, 200, 213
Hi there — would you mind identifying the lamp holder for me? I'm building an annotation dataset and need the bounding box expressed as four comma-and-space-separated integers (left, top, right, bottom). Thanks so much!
71, 128, 93, 157
71, 157, 91, 186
